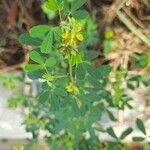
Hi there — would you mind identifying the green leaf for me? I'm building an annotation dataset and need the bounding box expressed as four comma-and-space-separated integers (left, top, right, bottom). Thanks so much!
106, 109, 117, 121
96, 65, 111, 77
54, 88, 67, 97
85, 64, 98, 78
45, 57, 57, 67
71, 10, 89, 20
139, 53, 149, 67
38, 90, 51, 103
71, 0, 86, 12
41, 31, 53, 53
75, 63, 86, 80
132, 137, 145, 142
107, 127, 118, 139
120, 127, 133, 139
51, 93, 59, 111
24, 64, 43, 71
29, 51, 44, 64
27, 70, 45, 80
136, 118, 146, 135
84, 50, 98, 61
19, 33, 42, 46
29, 25, 51, 38
46, 0, 58, 11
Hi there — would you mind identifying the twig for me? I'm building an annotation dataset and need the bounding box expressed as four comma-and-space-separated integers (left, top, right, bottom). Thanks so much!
117, 0, 150, 46
123, 7, 145, 28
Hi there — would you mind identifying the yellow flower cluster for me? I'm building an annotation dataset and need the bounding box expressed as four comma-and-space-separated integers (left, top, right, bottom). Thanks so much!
61, 17, 84, 55
66, 82, 79, 94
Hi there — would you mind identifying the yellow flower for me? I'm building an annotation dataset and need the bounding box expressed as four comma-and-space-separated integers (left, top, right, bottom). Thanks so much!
62, 30, 70, 39
76, 33, 84, 41
60, 17, 84, 56
66, 82, 79, 94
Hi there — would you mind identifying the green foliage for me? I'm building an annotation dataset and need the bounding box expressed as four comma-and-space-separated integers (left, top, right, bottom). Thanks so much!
45, 0, 64, 11
132, 137, 145, 142
136, 118, 146, 135
127, 75, 150, 89
29, 51, 44, 64
120, 127, 133, 140
107, 127, 118, 140
132, 118, 150, 143
105, 126, 133, 150
106, 109, 117, 121
106, 127, 133, 141
130, 53, 149, 68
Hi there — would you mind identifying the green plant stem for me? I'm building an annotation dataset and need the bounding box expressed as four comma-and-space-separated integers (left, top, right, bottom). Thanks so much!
68, 57, 74, 83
